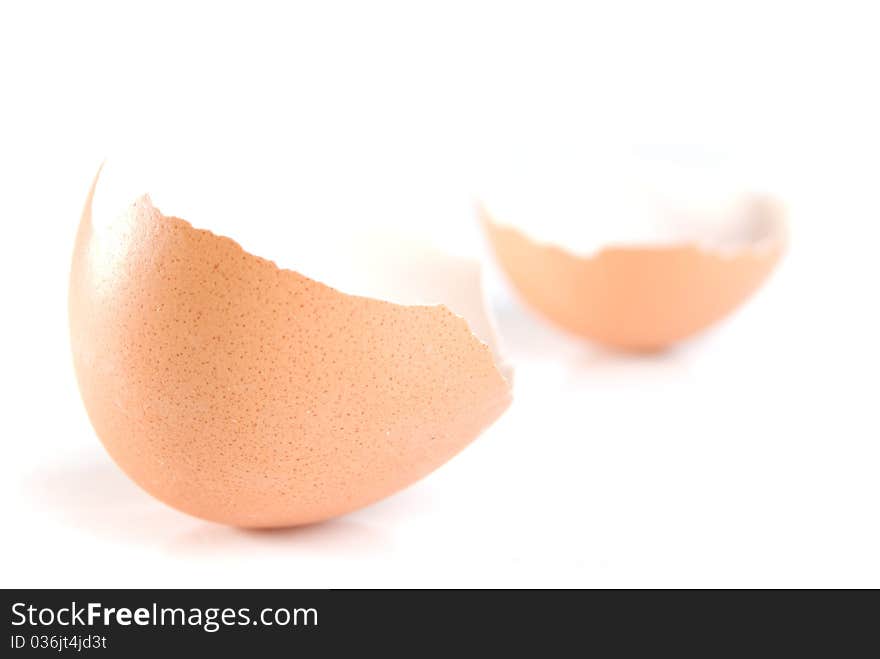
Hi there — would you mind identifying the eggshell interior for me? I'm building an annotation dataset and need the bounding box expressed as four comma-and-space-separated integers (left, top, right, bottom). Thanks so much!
478, 149, 779, 254
70, 166, 511, 528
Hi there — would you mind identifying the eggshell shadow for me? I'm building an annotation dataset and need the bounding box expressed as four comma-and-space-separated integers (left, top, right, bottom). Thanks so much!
493, 299, 692, 374
24, 453, 396, 556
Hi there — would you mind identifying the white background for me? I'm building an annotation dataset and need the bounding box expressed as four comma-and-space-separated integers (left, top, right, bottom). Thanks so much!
1, 1, 878, 587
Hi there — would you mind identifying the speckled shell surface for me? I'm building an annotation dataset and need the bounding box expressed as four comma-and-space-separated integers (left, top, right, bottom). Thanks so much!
483, 208, 785, 351
70, 171, 511, 527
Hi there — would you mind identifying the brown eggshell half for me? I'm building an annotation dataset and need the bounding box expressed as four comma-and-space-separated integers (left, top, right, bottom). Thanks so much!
482, 199, 786, 351
70, 168, 511, 528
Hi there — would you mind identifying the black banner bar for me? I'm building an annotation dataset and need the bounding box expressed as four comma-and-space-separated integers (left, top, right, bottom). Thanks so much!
2, 589, 875, 654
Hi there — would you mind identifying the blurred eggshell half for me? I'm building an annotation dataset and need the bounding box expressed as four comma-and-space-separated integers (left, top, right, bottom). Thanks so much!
481, 198, 786, 351
70, 166, 511, 528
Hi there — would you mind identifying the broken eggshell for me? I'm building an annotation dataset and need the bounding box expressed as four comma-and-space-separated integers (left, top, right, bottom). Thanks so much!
69, 164, 511, 528
480, 163, 787, 351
